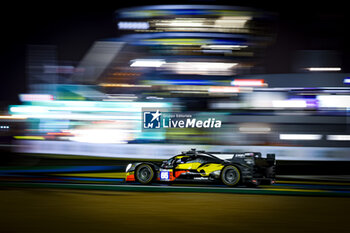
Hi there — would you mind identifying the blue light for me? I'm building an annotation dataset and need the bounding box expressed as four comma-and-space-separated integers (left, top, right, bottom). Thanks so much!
344, 78, 350, 84
118, 21, 149, 30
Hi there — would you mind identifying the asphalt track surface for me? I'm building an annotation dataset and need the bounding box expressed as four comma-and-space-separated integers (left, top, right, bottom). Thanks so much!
1, 187, 350, 233
1, 170, 350, 232
1, 180, 350, 197
1, 155, 350, 232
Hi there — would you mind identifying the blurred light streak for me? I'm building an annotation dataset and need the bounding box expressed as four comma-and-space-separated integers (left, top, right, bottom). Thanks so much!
201, 45, 248, 50
0, 115, 27, 119
12, 101, 168, 110
139, 37, 244, 46
10, 114, 142, 121
10, 106, 48, 114
11, 106, 144, 113
152, 16, 251, 31
215, 16, 251, 28
43, 65, 78, 74
344, 78, 350, 84
146, 96, 164, 100
0, 165, 123, 173
142, 38, 210, 46
47, 132, 73, 136
103, 94, 138, 102
279, 134, 322, 140
99, 83, 152, 88
146, 80, 223, 85
117, 6, 257, 18
19, 94, 54, 102
129, 60, 238, 75
239, 123, 271, 134
272, 100, 307, 108
210, 102, 243, 109
17, 141, 350, 161
9, 101, 170, 123
118, 21, 150, 30
173, 61, 237, 69
231, 79, 265, 86
317, 95, 350, 108
154, 18, 207, 28
14, 136, 45, 140
105, 94, 138, 99
208, 86, 240, 93
69, 129, 132, 144
130, 59, 166, 67
306, 67, 341, 72
169, 62, 237, 76
102, 99, 135, 102
327, 135, 350, 141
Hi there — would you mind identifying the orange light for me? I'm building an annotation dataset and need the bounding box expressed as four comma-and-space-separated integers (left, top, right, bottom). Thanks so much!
47, 132, 73, 136
99, 83, 151, 88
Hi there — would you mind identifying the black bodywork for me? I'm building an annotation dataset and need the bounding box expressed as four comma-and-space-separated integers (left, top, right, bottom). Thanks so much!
126, 149, 276, 186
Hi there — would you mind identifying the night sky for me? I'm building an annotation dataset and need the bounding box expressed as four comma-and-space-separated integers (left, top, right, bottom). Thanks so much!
1, 0, 349, 104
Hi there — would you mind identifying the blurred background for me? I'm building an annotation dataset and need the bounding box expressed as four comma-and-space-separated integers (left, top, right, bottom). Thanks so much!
1, 1, 350, 233
1, 1, 350, 163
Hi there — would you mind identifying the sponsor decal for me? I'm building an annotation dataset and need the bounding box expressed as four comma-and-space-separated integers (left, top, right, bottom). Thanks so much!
143, 109, 222, 129
143, 110, 162, 129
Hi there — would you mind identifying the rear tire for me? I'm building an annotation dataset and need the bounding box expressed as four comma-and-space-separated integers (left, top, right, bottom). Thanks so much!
135, 164, 154, 184
221, 165, 241, 186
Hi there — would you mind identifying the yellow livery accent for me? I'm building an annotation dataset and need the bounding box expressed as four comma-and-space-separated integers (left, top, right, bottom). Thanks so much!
197, 164, 224, 176
174, 155, 190, 159
176, 162, 202, 170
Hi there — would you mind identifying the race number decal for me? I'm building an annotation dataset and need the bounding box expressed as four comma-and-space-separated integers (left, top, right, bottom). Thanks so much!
160, 171, 170, 181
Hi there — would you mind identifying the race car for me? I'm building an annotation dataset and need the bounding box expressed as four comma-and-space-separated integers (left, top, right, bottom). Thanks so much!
125, 149, 276, 187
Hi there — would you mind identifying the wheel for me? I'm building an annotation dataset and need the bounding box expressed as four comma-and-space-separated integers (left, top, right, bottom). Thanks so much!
135, 164, 154, 184
221, 165, 241, 186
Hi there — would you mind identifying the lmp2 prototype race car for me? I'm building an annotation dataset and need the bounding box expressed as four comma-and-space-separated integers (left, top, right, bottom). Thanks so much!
125, 149, 276, 187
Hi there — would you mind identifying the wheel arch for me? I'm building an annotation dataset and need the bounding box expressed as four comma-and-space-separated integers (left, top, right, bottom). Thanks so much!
128, 162, 159, 172
135, 162, 159, 173
220, 164, 242, 186
223, 162, 243, 173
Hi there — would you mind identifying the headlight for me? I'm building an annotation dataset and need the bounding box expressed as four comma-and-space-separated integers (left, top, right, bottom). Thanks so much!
125, 163, 132, 172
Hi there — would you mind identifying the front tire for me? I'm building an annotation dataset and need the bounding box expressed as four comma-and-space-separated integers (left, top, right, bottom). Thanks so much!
135, 164, 154, 184
221, 165, 241, 186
